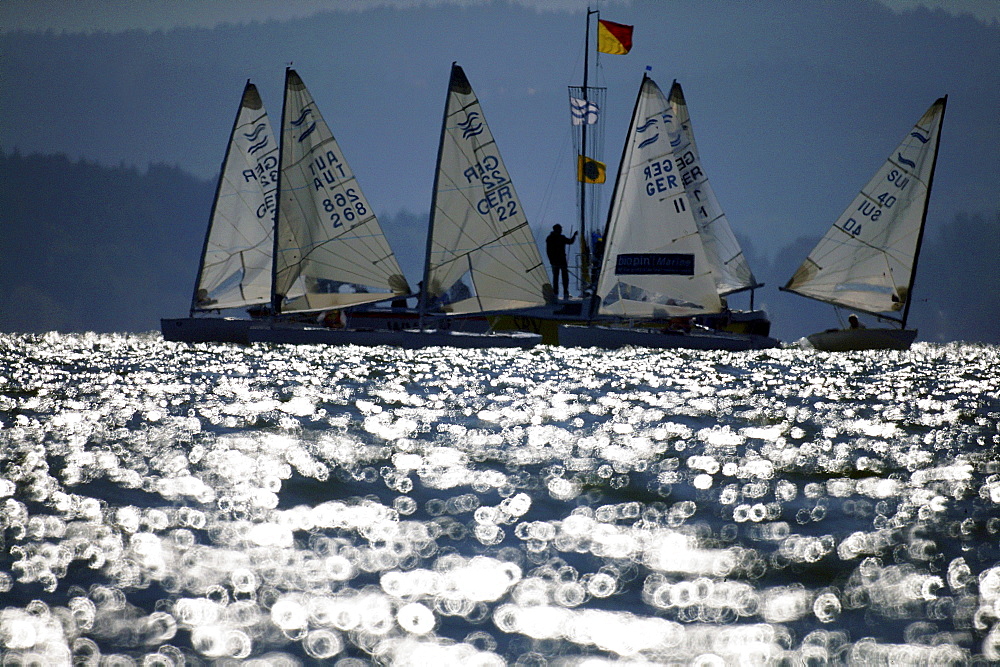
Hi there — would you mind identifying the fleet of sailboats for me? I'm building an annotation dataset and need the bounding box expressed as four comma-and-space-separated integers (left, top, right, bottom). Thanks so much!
162, 66, 543, 348
162, 35, 946, 352
781, 97, 947, 351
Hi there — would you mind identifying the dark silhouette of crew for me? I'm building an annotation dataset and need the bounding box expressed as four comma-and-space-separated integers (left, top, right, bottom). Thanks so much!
546, 224, 578, 300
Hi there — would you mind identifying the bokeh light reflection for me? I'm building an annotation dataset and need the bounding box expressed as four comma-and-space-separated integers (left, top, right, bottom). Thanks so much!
0, 334, 997, 662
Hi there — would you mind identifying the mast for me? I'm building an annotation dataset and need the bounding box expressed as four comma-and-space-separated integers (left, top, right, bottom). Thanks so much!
270, 68, 291, 316
190, 80, 251, 316
586, 71, 647, 320
578, 8, 597, 293
419, 62, 457, 330
901, 95, 946, 330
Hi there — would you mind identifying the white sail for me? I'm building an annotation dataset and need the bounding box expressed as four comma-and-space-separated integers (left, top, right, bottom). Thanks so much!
422, 64, 551, 315
594, 75, 722, 319
274, 68, 409, 313
784, 97, 947, 319
668, 81, 759, 297
193, 81, 277, 312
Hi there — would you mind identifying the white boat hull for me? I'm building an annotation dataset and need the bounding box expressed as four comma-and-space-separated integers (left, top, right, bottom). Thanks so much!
558, 324, 780, 351
805, 327, 917, 351
161, 318, 539, 348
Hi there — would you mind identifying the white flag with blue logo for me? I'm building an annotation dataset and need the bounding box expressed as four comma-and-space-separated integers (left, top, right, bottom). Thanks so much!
570, 97, 599, 125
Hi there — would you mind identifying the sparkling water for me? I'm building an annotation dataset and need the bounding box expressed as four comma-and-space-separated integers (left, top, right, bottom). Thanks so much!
1, 332, 998, 664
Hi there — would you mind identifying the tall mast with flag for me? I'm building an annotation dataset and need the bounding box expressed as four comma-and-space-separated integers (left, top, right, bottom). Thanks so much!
569, 9, 632, 296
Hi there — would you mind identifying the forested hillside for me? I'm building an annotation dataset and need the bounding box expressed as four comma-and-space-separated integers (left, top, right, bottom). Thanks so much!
0, 151, 212, 332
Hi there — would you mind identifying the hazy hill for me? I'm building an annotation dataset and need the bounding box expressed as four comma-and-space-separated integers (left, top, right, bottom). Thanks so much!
1, 150, 997, 344
0, 151, 212, 333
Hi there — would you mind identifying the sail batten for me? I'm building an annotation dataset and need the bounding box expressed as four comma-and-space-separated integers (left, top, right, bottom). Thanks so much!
273, 68, 409, 313
783, 97, 947, 321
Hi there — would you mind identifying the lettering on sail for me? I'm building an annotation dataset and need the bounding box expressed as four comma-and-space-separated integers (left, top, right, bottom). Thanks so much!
615, 253, 695, 276
308, 151, 347, 189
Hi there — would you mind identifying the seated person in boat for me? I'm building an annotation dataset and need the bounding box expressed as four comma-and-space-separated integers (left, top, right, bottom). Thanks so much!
848, 314, 864, 329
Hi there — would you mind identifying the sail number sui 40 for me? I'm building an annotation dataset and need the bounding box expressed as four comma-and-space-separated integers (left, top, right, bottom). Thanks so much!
840, 170, 909, 237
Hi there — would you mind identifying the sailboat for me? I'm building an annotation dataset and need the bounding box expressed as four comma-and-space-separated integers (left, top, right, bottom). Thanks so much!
666, 81, 772, 338
243, 67, 413, 344
161, 80, 279, 344
419, 63, 552, 318
338, 63, 553, 340
780, 96, 947, 351
559, 74, 780, 350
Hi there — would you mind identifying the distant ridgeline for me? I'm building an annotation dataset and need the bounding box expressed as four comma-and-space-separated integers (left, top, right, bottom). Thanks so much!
0, 150, 214, 333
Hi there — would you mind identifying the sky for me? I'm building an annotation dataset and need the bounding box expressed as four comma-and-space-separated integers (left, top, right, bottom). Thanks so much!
1, 0, 998, 338
2, 0, 999, 32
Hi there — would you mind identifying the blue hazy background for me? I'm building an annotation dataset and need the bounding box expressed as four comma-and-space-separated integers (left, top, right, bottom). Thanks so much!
1, 0, 998, 343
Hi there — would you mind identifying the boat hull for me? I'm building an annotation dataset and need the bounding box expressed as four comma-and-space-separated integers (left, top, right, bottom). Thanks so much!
161, 318, 539, 348
491, 304, 775, 348
557, 324, 781, 351
805, 328, 917, 351
344, 309, 491, 334
246, 323, 539, 348
161, 318, 252, 344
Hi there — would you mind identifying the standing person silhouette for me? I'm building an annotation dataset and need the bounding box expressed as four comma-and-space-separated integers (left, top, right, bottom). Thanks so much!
546, 224, 577, 300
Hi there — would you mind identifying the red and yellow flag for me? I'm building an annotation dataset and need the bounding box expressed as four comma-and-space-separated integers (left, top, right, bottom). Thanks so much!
597, 19, 633, 55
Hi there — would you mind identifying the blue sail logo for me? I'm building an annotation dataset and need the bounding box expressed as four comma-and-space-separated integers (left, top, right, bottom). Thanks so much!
638, 134, 660, 149
244, 123, 267, 141
244, 123, 270, 155
458, 112, 484, 139
247, 136, 269, 155
636, 117, 659, 148
897, 130, 930, 167
636, 118, 658, 133
291, 108, 316, 143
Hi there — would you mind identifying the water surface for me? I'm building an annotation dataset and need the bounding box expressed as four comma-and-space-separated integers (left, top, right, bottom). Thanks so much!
1, 333, 998, 664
